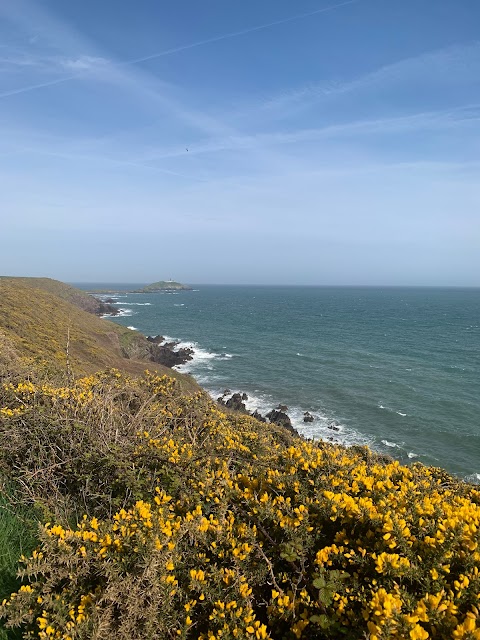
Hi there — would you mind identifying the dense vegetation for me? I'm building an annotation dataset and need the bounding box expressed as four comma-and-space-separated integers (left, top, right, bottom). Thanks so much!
0, 279, 479, 639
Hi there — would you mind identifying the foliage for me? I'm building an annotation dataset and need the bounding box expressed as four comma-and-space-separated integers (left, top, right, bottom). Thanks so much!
0, 371, 479, 639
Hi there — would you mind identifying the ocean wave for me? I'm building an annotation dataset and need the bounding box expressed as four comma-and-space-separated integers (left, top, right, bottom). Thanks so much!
382, 439, 400, 448
113, 302, 152, 306
127, 326, 138, 331
173, 341, 222, 373
378, 403, 407, 417
465, 473, 480, 485
101, 308, 135, 318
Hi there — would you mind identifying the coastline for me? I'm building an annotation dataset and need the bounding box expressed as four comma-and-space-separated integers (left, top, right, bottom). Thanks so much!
92, 287, 480, 484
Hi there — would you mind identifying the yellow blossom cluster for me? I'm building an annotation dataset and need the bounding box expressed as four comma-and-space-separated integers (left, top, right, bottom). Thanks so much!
1, 369, 479, 639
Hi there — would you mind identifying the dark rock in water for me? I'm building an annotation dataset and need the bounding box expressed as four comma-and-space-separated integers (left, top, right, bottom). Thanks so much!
251, 410, 266, 423
277, 404, 289, 412
222, 389, 231, 396
149, 342, 193, 368
147, 335, 165, 344
328, 422, 340, 432
224, 393, 247, 412
303, 411, 314, 423
241, 392, 248, 401
266, 409, 295, 433
163, 340, 180, 349
96, 301, 119, 316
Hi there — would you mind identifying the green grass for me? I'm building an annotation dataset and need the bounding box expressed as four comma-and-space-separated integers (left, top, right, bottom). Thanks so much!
0, 493, 39, 640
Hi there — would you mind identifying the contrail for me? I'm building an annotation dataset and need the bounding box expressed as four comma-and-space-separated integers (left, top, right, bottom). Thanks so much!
0, 0, 359, 99
0, 74, 77, 98
127, 0, 359, 65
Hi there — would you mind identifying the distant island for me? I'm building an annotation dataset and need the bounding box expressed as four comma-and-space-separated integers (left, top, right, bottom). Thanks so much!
133, 280, 192, 293
86, 280, 193, 294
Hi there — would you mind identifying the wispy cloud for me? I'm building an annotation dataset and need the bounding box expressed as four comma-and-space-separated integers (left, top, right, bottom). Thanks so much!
133, 105, 480, 163
239, 41, 480, 121
0, 0, 360, 101
60, 55, 109, 71
127, 0, 359, 65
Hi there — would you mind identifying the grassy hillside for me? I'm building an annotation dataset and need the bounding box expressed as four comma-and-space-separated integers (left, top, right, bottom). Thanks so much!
0, 277, 112, 316
0, 278, 197, 387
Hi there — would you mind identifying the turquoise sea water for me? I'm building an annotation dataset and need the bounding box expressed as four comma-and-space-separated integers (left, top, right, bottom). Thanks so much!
76, 285, 480, 480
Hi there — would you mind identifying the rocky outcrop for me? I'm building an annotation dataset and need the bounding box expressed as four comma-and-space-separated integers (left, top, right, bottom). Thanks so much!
265, 409, 295, 433
303, 412, 314, 423
149, 341, 194, 368
218, 392, 248, 413
218, 393, 298, 433
95, 301, 119, 317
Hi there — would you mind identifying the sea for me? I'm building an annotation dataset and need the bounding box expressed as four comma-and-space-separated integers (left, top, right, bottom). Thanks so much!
75, 284, 480, 482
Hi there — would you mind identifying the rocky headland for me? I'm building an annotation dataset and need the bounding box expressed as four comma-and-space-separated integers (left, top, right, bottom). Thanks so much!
133, 280, 192, 293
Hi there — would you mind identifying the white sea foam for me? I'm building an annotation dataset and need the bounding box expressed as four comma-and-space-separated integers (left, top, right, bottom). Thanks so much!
101, 308, 134, 318
209, 386, 374, 449
127, 326, 138, 331
407, 452, 419, 459
173, 341, 222, 374
113, 302, 152, 306
465, 473, 480, 485
382, 439, 399, 448
396, 411, 407, 417
174, 304, 185, 307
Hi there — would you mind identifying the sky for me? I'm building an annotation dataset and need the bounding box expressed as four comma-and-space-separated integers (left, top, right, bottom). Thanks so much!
0, 0, 479, 285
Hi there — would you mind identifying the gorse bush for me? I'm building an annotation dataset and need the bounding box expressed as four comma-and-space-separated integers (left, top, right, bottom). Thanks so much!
0, 371, 479, 639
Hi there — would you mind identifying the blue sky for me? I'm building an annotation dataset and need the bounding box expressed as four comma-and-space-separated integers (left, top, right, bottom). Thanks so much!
1, 0, 479, 284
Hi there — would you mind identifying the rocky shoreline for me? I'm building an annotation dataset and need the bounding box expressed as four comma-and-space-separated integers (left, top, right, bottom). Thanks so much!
146, 335, 195, 368
215, 390, 344, 437
88, 285, 333, 438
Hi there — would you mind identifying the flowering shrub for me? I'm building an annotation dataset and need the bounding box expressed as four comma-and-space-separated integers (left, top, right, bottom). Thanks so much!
1, 371, 479, 639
